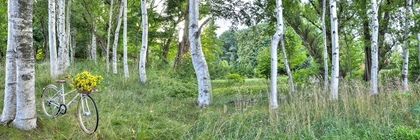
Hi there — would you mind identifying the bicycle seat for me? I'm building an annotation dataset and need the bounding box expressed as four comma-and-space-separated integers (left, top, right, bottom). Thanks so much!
56, 80, 66, 83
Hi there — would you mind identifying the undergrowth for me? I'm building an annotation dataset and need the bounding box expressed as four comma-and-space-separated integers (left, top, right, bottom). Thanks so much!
0, 60, 420, 139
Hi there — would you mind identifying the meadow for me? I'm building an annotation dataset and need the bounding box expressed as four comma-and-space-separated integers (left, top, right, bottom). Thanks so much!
1, 60, 420, 139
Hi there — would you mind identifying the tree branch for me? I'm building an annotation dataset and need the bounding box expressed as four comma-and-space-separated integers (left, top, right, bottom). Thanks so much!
197, 17, 212, 36
309, 0, 321, 16
300, 14, 321, 30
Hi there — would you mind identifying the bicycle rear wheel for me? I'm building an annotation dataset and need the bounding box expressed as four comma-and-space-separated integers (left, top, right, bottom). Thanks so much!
77, 94, 99, 134
41, 85, 61, 117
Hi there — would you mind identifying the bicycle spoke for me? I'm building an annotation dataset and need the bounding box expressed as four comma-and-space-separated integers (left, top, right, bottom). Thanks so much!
42, 85, 61, 117
78, 95, 99, 134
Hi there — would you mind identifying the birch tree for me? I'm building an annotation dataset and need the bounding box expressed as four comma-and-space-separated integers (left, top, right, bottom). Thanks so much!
189, 0, 212, 107
280, 40, 295, 93
417, 33, 420, 82
322, 0, 329, 92
106, 0, 114, 72
70, 29, 76, 64
91, 32, 97, 64
123, 0, 129, 77
330, 0, 340, 100
48, 0, 58, 77
65, 0, 71, 67
1, 0, 37, 130
402, 0, 413, 91
269, 0, 285, 109
1, 0, 17, 124
139, 0, 148, 83
113, 2, 124, 74
370, 0, 379, 94
57, 0, 67, 74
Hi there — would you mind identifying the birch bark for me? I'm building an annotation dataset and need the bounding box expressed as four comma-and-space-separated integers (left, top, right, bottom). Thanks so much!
91, 32, 97, 64
280, 39, 295, 93
48, 0, 58, 77
7, 0, 37, 130
106, 0, 114, 72
370, 0, 379, 94
139, 0, 148, 83
65, 0, 71, 67
113, 2, 124, 74
402, 0, 413, 91
270, 30, 279, 109
57, 0, 67, 74
418, 34, 420, 71
322, 0, 329, 92
269, 0, 286, 109
70, 31, 76, 64
330, 0, 340, 100
1, 0, 17, 124
189, 0, 212, 107
123, 0, 129, 77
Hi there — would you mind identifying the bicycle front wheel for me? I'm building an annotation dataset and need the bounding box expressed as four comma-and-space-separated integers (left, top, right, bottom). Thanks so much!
41, 85, 61, 117
77, 94, 99, 134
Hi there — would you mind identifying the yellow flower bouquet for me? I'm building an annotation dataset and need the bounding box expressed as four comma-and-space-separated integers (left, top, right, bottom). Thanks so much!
70, 70, 103, 94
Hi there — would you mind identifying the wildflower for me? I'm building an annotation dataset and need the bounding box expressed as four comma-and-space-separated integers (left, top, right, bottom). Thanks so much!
70, 70, 103, 92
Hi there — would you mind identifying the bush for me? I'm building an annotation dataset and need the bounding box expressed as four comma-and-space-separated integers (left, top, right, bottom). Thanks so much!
173, 54, 195, 79
392, 126, 420, 140
292, 60, 320, 84
226, 73, 245, 84
166, 79, 198, 98
208, 59, 229, 79
255, 47, 271, 79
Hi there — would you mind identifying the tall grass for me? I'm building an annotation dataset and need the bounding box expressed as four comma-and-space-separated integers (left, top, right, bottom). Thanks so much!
1, 60, 420, 139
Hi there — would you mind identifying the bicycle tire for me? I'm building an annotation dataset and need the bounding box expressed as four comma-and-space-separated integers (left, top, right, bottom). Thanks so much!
41, 85, 61, 117
77, 94, 99, 134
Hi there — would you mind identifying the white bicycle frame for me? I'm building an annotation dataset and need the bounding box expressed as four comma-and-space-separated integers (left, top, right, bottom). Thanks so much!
46, 82, 83, 109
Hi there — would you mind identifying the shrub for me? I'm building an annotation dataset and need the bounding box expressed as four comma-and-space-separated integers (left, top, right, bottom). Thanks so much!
392, 126, 420, 140
208, 59, 229, 79
166, 79, 197, 98
226, 73, 245, 84
292, 60, 320, 84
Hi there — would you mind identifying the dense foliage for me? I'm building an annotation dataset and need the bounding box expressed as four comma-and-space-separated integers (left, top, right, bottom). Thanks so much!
1, 1, 420, 83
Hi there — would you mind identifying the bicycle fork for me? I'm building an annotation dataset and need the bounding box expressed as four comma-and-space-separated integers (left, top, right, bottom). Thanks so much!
80, 95, 92, 116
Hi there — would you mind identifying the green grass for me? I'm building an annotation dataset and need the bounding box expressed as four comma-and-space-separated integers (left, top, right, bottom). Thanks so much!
1, 60, 420, 139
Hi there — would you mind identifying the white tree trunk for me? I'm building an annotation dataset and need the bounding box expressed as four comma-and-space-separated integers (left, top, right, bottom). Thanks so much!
189, 0, 212, 107
370, 0, 379, 94
330, 0, 340, 100
402, 0, 413, 91
57, 0, 67, 74
88, 44, 92, 58
123, 0, 129, 77
280, 40, 295, 93
48, 0, 58, 77
70, 29, 76, 64
322, 0, 329, 92
65, 0, 71, 67
6, 0, 37, 130
139, 0, 148, 83
1, 0, 17, 124
418, 33, 420, 69
91, 32, 97, 64
269, 0, 285, 109
113, 2, 124, 74
106, 0, 114, 72
270, 33, 279, 109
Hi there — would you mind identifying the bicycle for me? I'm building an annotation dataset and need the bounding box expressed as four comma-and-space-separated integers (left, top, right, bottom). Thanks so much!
41, 77, 99, 134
